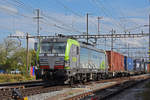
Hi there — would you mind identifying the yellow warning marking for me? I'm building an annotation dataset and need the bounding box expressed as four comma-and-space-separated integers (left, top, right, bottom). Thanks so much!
72, 57, 77, 62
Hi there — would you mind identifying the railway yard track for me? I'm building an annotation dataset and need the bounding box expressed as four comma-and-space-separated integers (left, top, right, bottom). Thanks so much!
80, 78, 148, 100
0, 74, 150, 100
0, 80, 69, 100
47, 74, 150, 100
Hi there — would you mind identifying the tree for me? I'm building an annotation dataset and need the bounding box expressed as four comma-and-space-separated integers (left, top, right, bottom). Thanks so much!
0, 38, 37, 75
0, 38, 20, 70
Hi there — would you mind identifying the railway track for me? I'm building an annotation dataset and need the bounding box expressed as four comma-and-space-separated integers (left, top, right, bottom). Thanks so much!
0, 80, 68, 100
0, 74, 150, 100
0, 85, 69, 100
64, 74, 150, 100
81, 79, 146, 100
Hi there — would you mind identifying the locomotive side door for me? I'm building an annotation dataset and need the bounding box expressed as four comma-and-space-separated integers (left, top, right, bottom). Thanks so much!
69, 45, 80, 69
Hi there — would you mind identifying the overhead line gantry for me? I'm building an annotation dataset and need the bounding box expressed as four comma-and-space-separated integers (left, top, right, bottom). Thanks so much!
8, 32, 149, 39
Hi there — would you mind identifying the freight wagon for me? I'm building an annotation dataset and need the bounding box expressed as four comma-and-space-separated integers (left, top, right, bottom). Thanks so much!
124, 56, 134, 75
106, 51, 127, 77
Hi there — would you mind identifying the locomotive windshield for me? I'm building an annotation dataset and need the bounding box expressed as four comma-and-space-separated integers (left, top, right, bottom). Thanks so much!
40, 42, 66, 54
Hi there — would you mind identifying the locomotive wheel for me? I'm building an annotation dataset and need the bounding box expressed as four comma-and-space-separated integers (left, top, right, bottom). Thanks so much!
82, 78, 87, 84
96, 75, 101, 81
69, 77, 74, 86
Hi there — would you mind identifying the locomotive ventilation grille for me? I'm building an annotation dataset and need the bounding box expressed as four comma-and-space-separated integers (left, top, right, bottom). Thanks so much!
39, 58, 49, 65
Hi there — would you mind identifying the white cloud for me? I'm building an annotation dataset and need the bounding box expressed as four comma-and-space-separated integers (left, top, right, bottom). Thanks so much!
120, 37, 148, 47
0, 8, 149, 50
43, 12, 115, 34
0, 5, 18, 14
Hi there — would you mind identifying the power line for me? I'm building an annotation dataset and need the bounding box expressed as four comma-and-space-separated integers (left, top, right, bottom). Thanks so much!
42, 13, 82, 33
91, 0, 126, 32
52, 0, 99, 33
1, 0, 83, 34
9, 0, 79, 33
54, 0, 82, 17
0, 0, 33, 18
41, 19, 78, 33
10, 0, 34, 12
17, 0, 83, 34
103, 0, 141, 32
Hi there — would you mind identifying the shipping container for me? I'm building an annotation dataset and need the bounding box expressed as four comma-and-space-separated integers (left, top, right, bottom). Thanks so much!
106, 51, 125, 72
147, 64, 150, 73
124, 56, 134, 71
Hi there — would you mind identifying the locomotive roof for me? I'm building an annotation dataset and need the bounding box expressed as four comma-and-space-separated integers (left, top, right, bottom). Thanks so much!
41, 38, 105, 53
41, 37, 68, 43
80, 42, 105, 53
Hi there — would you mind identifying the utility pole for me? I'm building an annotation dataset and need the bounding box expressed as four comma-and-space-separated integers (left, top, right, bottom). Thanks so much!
97, 17, 103, 35
34, 9, 40, 36
86, 13, 89, 43
34, 9, 42, 42
34, 9, 42, 68
26, 33, 29, 73
148, 15, 150, 72
111, 29, 114, 51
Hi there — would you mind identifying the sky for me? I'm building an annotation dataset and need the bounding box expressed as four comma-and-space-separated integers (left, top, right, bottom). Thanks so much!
0, 0, 149, 58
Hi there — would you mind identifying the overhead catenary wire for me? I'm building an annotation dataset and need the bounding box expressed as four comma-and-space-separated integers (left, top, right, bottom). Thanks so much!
0, 0, 34, 19
42, 13, 83, 34
2, 0, 79, 33
53, 0, 100, 33
90, 0, 147, 52
1, 0, 83, 34
4, 0, 109, 35
91, 0, 126, 32
96, 0, 126, 30
40, 19, 78, 34
103, 0, 141, 32
54, 0, 82, 17
0, 1, 36, 32
11, 0, 35, 13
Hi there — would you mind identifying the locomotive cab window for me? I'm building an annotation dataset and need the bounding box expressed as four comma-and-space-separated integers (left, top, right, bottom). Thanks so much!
40, 42, 66, 54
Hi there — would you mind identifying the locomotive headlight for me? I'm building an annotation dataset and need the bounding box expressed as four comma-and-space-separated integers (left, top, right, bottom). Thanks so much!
39, 53, 44, 56
41, 69, 44, 75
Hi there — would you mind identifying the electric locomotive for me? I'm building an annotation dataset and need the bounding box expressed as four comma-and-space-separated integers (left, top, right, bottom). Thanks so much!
36, 37, 108, 84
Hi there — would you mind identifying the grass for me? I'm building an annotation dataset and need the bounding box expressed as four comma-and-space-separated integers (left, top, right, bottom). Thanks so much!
0, 74, 35, 83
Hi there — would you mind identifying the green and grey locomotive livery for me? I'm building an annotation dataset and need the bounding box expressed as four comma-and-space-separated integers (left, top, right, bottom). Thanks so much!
36, 38, 108, 84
